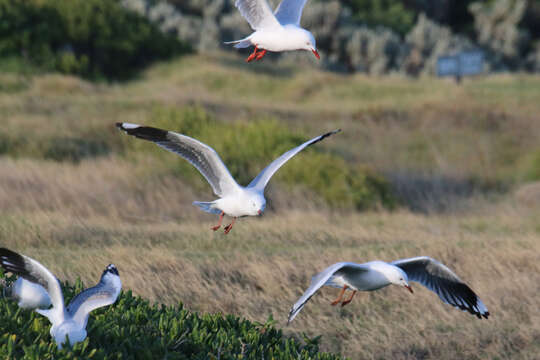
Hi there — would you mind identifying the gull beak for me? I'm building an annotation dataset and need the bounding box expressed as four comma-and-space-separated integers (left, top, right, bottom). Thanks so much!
312, 49, 320, 60
257, 210, 263, 216
404, 285, 413, 294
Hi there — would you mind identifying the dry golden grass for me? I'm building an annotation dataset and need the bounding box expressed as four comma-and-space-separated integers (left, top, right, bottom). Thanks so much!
1, 157, 539, 359
2, 55, 540, 358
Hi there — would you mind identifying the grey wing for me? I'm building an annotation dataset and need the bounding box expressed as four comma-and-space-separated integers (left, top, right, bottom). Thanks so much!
116, 123, 240, 197
0, 248, 64, 314
234, 0, 281, 30
274, 0, 308, 25
248, 129, 340, 191
391, 256, 489, 319
287, 262, 367, 324
67, 265, 122, 328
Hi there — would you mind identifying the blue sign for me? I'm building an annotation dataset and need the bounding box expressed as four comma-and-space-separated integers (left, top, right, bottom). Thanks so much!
437, 50, 484, 78
458, 51, 484, 76
437, 56, 459, 77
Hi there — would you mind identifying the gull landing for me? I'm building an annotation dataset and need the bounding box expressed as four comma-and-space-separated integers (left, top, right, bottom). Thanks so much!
116, 123, 340, 234
226, 0, 320, 62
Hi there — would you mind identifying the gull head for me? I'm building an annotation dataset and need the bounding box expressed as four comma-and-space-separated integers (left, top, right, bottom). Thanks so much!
248, 193, 266, 216
299, 29, 319, 59
388, 266, 413, 294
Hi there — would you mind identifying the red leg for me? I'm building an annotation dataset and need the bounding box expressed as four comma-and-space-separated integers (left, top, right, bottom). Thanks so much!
246, 46, 259, 63
211, 212, 224, 231
224, 217, 236, 234
255, 50, 267, 61
341, 290, 357, 307
331, 285, 348, 306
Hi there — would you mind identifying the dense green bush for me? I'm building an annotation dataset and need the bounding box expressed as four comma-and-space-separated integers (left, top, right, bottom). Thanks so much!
0, 0, 190, 79
343, 0, 415, 35
0, 272, 343, 359
122, 107, 395, 210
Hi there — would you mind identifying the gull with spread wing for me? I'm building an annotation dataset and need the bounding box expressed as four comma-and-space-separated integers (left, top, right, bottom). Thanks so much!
0, 248, 122, 349
225, 0, 320, 62
288, 256, 489, 324
116, 123, 340, 234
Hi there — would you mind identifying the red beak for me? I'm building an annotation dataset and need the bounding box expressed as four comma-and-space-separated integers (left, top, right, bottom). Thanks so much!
312, 49, 320, 59
405, 285, 413, 294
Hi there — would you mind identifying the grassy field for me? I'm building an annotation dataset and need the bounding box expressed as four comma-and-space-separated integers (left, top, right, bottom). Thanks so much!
1, 53, 540, 359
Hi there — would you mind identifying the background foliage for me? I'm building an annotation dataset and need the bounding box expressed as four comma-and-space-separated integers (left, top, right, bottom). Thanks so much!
0, 0, 189, 79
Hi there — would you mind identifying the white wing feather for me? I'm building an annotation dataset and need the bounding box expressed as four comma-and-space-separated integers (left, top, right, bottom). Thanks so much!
117, 123, 241, 197
248, 129, 340, 191
274, 0, 308, 25
67, 269, 121, 328
234, 0, 282, 30
287, 262, 367, 323
0, 248, 65, 321
391, 256, 489, 318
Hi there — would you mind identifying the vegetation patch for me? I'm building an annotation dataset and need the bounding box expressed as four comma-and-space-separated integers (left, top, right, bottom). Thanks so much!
0, 272, 343, 360
121, 106, 395, 210
0, 0, 190, 80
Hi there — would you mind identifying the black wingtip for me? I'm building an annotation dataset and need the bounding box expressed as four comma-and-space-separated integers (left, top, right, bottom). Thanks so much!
308, 129, 341, 147
0, 248, 28, 276
324, 129, 341, 138
116, 123, 168, 142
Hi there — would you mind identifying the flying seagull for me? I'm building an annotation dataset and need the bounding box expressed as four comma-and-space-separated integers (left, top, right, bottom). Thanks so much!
225, 0, 320, 62
2, 277, 51, 309
0, 248, 122, 349
288, 256, 489, 324
116, 122, 340, 234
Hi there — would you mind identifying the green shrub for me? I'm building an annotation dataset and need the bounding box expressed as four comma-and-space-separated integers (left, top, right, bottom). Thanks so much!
0, 272, 343, 359
0, 0, 190, 80
342, 0, 415, 35
122, 107, 395, 210
521, 148, 540, 181
0, 133, 113, 163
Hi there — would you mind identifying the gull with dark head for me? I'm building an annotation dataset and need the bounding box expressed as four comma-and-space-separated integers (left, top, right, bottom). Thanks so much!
288, 256, 489, 324
0, 248, 121, 349
116, 122, 340, 234
225, 0, 320, 62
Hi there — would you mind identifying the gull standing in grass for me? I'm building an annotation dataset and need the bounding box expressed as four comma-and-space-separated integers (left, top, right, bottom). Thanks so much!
225, 0, 320, 62
116, 123, 340, 234
0, 248, 122, 349
288, 256, 489, 323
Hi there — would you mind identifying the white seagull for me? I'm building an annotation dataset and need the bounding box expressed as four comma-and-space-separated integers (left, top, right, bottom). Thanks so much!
225, 0, 320, 62
0, 248, 122, 349
116, 122, 340, 234
288, 256, 489, 324
2, 277, 51, 310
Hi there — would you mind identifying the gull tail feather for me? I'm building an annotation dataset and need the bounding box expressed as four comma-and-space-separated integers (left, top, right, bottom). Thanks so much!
224, 38, 252, 49
192, 201, 222, 215
36, 308, 58, 322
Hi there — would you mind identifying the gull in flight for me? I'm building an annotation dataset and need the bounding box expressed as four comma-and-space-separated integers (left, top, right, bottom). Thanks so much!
225, 0, 320, 62
117, 123, 340, 234
288, 256, 489, 324
0, 248, 122, 349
